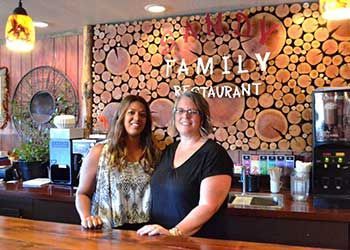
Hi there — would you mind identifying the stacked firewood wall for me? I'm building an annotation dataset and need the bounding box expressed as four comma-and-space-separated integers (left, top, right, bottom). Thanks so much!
89, 2, 350, 152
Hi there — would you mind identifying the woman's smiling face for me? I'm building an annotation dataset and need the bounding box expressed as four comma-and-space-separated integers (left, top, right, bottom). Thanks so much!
175, 96, 202, 137
124, 101, 147, 138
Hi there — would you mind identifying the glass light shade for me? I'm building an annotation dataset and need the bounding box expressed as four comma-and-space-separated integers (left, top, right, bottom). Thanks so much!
320, 0, 350, 20
5, 14, 35, 52
144, 4, 166, 13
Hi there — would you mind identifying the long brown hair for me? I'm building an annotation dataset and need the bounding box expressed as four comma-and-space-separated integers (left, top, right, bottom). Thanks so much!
106, 95, 159, 173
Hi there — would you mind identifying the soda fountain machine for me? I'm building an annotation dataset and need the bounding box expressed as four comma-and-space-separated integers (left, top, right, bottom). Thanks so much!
312, 87, 350, 208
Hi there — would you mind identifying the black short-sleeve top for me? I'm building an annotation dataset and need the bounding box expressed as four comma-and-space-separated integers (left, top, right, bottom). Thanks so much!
150, 139, 233, 238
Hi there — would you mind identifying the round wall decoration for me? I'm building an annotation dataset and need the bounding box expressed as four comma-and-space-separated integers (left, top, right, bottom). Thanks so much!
12, 66, 78, 143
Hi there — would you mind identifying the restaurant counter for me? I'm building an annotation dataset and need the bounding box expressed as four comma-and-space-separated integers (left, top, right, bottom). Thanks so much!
225, 189, 350, 249
0, 182, 79, 224
0, 182, 349, 248
0, 216, 324, 250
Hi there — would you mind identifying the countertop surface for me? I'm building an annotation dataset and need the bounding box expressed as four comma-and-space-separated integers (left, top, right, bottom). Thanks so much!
0, 216, 325, 250
0, 181, 76, 202
226, 189, 350, 223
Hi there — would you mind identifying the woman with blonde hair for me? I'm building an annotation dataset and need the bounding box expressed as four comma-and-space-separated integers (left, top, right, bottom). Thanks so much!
76, 95, 159, 230
138, 90, 233, 238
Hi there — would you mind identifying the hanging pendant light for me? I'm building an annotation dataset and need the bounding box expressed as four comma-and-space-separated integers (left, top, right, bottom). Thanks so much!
5, 0, 35, 52
320, 0, 350, 20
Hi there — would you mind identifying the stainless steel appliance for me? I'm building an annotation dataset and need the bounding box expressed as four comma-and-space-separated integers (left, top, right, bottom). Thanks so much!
71, 139, 98, 186
312, 87, 350, 208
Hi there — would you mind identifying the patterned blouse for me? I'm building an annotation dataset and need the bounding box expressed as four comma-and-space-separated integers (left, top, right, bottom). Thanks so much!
91, 144, 151, 229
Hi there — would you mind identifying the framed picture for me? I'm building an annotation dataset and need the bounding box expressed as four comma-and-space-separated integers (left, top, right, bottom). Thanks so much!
0, 67, 9, 129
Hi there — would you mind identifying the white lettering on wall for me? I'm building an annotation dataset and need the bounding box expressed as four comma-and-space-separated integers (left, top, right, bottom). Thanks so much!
178, 59, 188, 76
196, 57, 213, 75
165, 59, 176, 77
237, 55, 248, 74
222, 55, 230, 75
165, 52, 271, 77
174, 83, 262, 98
255, 52, 270, 72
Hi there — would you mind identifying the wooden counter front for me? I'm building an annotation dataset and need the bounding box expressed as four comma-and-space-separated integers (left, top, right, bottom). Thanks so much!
0, 182, 349, 248
3, 182, 350, 223
0, 216, 323, 250
225, 189, 350, 249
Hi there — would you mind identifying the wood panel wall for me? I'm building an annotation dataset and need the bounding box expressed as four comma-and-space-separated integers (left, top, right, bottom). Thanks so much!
0, 34, 83, 151
89, 2, 350, 153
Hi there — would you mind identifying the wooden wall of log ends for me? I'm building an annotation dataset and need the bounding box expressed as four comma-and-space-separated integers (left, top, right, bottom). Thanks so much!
90, 2, 349, 153
206, 83, 245, 127
149, 98, 174, 128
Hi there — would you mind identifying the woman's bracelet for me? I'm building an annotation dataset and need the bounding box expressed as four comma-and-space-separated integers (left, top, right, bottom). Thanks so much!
169, 226, 183, 236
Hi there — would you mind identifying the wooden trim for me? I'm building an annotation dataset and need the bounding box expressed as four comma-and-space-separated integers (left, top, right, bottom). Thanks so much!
81, 25, 93, 133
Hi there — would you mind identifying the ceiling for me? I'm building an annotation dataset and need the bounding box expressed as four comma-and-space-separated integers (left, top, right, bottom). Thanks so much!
0, 0, 313, 41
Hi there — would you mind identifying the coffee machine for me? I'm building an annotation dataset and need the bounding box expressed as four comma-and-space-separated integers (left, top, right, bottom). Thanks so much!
312, 87, 350, 208
49, 128, 84, 186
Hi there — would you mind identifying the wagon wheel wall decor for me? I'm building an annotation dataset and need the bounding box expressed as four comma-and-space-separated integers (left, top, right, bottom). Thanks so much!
12, 66, 79, 143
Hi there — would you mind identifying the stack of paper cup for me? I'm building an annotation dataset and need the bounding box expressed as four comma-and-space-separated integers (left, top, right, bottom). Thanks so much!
295, 161, 312, 173
269, 167, 282, 193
